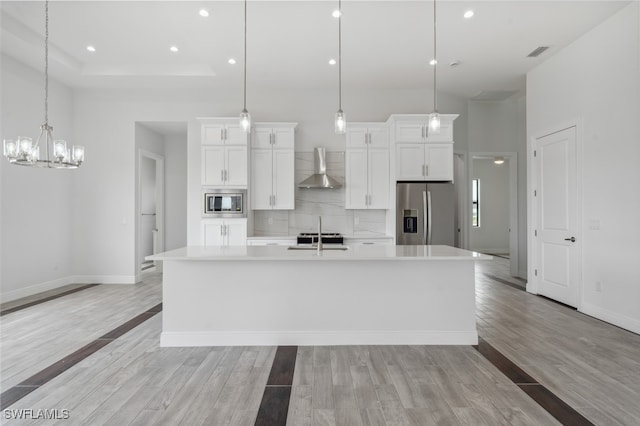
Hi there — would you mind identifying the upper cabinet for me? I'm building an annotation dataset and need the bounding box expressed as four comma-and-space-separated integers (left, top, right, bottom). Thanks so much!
202, 122, 247, 146
345, 123, 390, 209
200, 118, 248, 187
251, 123, 297, 210
391, 114, 458, 182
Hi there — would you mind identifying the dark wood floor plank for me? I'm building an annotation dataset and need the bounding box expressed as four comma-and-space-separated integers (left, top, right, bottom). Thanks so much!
0, 284, 99, 316
267, 346, 298, 386
0, 386, 38, 411
519, 384, 595, 426
100, 312, 156, 340
254, 386, 292, 426
18, 339, 112, 386
474, 338, 537, 384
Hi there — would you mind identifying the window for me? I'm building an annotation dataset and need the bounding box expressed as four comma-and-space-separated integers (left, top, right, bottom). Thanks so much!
472, 179, 480, 227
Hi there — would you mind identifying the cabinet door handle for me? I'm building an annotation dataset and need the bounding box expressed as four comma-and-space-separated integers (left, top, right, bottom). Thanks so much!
220, 128, 224, 141
272, 195, 276, 206
221, 170, 224, 182
421, 126, 425, 139
425, 165, 428, 176
224, 128, 228, 140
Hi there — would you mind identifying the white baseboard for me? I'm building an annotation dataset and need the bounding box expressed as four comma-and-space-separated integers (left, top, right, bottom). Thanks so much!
160, 330, 479, 347
70, 275, 136, 285
0, 276, 74, 303
580, 302, 640, 335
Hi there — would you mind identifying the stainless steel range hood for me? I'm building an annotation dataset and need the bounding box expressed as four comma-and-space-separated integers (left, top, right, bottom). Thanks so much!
298, 147, 343, 189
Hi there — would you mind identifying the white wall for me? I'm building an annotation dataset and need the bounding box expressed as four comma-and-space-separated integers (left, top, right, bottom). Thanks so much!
0, 55, 75, 301
468, 99, 528, 277
66, 86, 467, 279
527, 2, 640, 333
164, 133, 187, 250
470, 159, 510, 253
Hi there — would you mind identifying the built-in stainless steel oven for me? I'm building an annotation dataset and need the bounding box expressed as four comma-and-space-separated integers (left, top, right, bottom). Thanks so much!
203, 189, 246, 218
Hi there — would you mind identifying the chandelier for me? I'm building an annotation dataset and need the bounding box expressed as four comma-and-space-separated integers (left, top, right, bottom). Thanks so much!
3, 0, 84, 169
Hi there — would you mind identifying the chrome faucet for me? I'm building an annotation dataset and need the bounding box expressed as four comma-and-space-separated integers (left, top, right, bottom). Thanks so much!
317, 216, 323, 253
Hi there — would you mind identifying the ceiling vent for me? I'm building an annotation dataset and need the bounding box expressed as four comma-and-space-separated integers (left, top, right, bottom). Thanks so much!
527, 46, 550, 58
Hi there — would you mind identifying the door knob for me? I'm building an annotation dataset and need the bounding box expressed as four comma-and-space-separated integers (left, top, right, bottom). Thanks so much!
564, 237, 576, 242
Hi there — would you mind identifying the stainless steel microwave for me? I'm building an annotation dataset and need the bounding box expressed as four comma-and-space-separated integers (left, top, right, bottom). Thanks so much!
203, 189, 246, 218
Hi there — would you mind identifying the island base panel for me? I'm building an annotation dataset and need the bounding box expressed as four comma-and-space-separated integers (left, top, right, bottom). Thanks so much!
161, 259, 478, 346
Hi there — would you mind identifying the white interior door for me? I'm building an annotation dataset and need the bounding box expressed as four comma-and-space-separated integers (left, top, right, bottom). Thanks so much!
535, 126, 578, 307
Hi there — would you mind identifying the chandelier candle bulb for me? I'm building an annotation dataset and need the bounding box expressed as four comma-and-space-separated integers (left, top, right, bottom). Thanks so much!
3, 139, 17, 160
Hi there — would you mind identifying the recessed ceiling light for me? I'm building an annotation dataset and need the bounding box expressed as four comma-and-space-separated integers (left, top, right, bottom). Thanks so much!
332, 10, 341, 18
429, 59, 437, 66
169, 46, 179, 53
86, 45, 96, 52
199, 9, 209, 17
228, 58, 237, 65
329, 59, 336, 65
464, 10, 474, 19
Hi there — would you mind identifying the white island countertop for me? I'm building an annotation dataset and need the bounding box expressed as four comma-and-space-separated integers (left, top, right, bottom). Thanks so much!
148, 244, 492, 262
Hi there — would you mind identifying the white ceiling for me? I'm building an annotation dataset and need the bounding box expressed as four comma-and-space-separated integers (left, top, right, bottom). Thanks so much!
0, 1, 630, 100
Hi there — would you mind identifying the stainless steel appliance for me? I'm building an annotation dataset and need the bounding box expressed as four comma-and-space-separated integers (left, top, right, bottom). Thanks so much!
396, 182, 455, 245
296, 233, 344, 245
203, 189, 246, 218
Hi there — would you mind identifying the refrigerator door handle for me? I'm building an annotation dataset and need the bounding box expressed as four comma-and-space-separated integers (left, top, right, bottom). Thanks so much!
422, 191, 428, 244
427, 190, 433, 244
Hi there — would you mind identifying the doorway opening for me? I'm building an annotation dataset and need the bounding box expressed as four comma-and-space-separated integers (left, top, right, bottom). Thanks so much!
469, 152, 519, 278
137, 150, 164, 275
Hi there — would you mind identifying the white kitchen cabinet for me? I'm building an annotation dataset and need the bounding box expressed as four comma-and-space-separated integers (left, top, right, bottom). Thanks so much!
251, 123, 297, 210
252, 125, 294, 150
395, 143, 453, 181
394, 117, 454, 143
346, 124, 389, 209
200, 118, 249, 187
202, 218, 247, 246
202, 123, 247, 146
391, 114, 458, 182
201, 145, 248, 186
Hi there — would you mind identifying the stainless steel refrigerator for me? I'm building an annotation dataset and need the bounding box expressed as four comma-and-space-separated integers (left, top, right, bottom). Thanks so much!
396, 182, 456, 245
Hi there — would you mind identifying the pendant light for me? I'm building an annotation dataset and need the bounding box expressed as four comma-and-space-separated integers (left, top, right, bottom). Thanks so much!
429, 0, 441, 134
334, 0, 346, 134
3, 0, 85, 168
239, 0, 251, 132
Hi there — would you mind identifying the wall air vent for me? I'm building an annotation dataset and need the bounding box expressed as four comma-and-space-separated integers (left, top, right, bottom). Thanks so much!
527, 46, 550, 58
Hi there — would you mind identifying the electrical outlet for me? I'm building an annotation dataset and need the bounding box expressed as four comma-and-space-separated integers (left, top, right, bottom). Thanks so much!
595, 281, 602, 292
588, 219, 601, 230
268, 216, 273, 225
354, 216, 360, 226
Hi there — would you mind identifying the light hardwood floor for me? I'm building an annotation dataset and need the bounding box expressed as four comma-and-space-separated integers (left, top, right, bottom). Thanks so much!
1, 258, 639, 425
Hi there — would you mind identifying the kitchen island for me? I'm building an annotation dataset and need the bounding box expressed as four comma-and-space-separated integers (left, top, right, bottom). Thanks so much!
148, 245, 491, 347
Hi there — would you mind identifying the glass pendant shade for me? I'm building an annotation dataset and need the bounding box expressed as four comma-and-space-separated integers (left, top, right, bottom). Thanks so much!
335, 110, 346, 134
239, 109, 251, 133
429, 112, 441, 134
72, 145, 85, 163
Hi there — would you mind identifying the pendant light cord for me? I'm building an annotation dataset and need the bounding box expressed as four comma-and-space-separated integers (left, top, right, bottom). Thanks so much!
432, 0, 437, 113
44, 0, 49, 125
243, 0, 247, 110
338, 0, 342, 111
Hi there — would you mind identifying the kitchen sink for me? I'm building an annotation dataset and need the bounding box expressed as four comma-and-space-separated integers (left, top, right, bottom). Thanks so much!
287, 245, 349, 251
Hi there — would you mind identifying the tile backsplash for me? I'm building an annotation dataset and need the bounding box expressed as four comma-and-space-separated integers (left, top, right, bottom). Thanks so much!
253, 151, 387, 236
